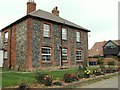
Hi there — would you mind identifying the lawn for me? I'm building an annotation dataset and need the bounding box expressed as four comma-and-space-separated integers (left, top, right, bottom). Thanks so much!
2, 67, 78, 88
2, 66, 96, 88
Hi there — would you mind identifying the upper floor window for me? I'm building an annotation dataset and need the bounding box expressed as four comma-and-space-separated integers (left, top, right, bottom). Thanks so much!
42, 47, 51, 62
43, 24, 50, 37
62, 48, 67, 62
4, 51, 7, 59
62, 28, 67, 40
76, 31, 80, 42
76, 50, 82, 61
4, 32, 8, 42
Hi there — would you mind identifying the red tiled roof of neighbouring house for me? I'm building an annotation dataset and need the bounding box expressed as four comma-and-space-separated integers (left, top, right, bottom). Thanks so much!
89, 40, 120, 57
88, 41, 107, 57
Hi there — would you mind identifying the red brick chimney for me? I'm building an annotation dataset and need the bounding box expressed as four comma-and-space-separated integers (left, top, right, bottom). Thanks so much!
52, 6, 59, 16
27, 0, 36, 14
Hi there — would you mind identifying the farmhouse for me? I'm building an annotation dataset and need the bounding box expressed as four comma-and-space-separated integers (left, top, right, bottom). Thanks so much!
1, 0, 90, 71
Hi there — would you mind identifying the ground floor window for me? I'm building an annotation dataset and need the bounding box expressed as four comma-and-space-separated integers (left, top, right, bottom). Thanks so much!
62, 48, 68, 62
42, 47, 51, 62
76, 50, 82, 61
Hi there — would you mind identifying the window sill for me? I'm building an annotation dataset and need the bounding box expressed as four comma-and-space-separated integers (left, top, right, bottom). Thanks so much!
42, 61, 51, 63
76, 60, 82, 62
62, 60, 68, 63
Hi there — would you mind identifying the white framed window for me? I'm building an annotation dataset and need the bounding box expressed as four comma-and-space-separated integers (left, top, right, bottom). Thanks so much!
4, 32, 8, 42
42, 47, 51, 62
76, 50, 82, 61
43, 24, 50, 37
62, 48, 67, 62
76, 31, 80, 42
62, 28, 67, 40
4, 51, 7, 59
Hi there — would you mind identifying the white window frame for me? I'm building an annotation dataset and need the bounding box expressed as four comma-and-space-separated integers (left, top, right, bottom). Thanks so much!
4, 51, 7, 59
62, 28, 67, 40
76, 50, 82, 61
4, 32, 8, 42
76, 31, 80, 42
62, 48, 68, 62
43, 24, 50, 37
42, 47, 51, 62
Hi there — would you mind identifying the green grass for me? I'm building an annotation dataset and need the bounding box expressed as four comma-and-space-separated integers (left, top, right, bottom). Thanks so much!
1, 66, 99, 88
2, 68, 78, 88
2, 72, 35, 88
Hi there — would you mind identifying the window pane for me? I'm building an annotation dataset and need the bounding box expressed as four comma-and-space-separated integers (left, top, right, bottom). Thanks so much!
62, 48, 67, 61
4, 51, 7, 59
43, 24, 50, 37
62, 28, 67, 40
42, 47, 51, 61
5, 32, 8, 39
4, 32, 8, 42
76, 50, 82, 61
76, 32, 80, 42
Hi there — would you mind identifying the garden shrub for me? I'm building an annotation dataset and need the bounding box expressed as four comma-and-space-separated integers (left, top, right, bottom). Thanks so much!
84, 69, 91, 78
108, 61, 115, 68
44, 74, 53, 86
93, 68, 105, 76
35, 72, 46, 84
105, 68, 117, 73
63, 73, 79, 83
75, 64, 86, 79
35, 72, 53, 86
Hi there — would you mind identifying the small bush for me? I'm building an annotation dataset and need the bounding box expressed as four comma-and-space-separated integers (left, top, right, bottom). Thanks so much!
84, 70, 91, 78
63, 73, 79, 83
105, 68, 117, 73
35, 72, 46, 84
44, 74, 53, 86
35, 72, 53, 86
108, 61, 115, 68
75, 64, 86, 79
93, 68, 105, 76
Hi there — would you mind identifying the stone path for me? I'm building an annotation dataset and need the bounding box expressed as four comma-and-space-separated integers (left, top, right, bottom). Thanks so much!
80, 76, 119, 88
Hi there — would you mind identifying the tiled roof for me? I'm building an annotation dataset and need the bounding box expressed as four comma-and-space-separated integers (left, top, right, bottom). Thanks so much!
88, 40, 120, 57
29, 9, 90, 32
112, 40, 120, 46
1, 9, 90, 32
88, 41, 106, 57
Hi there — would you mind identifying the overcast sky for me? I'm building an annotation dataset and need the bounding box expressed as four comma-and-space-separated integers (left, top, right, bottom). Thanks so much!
0, 0, 119, 49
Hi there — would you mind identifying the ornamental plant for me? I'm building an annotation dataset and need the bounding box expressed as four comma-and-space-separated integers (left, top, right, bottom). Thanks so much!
93, 68, 105, 76
63, 73, 79, 83
35, 72, 46, 84
75, 64, 86, 79
84, 69, 91, 78
44, 74, 53, 86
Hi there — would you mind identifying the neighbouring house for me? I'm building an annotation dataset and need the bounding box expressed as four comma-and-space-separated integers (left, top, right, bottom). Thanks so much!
88, 40, 120, 65
103, 40, 120, 57
1, 0, 90, 71
0, 32, 3, 67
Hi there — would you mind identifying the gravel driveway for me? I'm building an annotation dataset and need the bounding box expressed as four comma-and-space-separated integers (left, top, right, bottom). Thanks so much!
80, 76, 119, 88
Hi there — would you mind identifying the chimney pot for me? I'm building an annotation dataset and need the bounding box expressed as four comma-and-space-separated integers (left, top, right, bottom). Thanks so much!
52, 6, 59, 16
27, 0, 36, 14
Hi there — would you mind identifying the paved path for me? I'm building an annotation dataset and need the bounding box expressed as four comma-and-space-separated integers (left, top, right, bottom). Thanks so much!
80, 76, 119, 88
